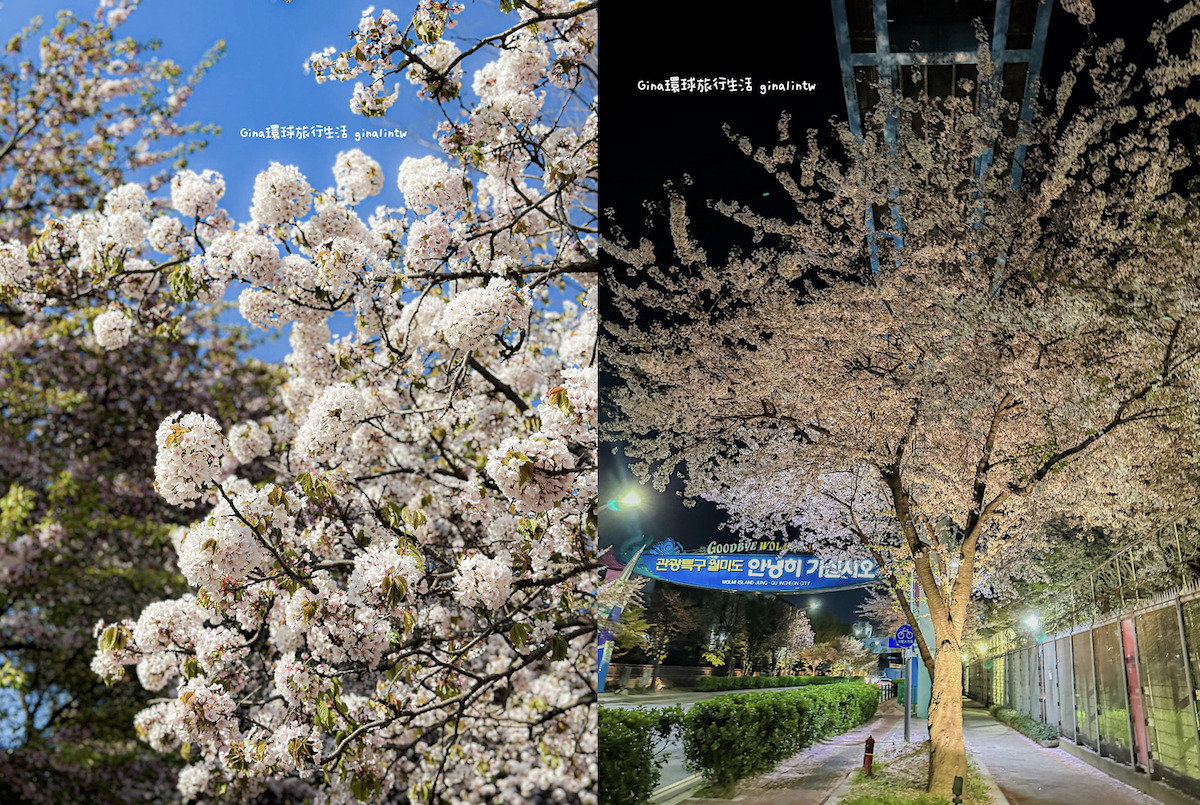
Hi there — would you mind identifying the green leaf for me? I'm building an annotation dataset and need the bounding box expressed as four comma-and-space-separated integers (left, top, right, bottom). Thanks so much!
402, 507, 427, 530
550, 633, 569, 662
382, 502, 404, 530
350, 774, 379, 802
381, 575, 408, 607
315, 698, 336, 732
547, 385, 574, 415
517, 462, 535, 491
99, 624, 128, 652
510, 622, 529, 648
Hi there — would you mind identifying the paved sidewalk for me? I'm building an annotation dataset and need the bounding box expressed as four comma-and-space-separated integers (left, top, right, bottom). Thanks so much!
685, 701, 905, 805
962, 699, 1160, 805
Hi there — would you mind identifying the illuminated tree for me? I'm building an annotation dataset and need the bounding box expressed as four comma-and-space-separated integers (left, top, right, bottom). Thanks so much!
603, 8, 1200, 795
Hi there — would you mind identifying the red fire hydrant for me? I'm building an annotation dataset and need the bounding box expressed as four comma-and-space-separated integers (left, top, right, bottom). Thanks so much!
863, 735, 875, 777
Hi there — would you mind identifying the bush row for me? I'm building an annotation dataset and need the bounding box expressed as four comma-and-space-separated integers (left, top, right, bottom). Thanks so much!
988, 704, 1059, 741
597, 706, 684, 805
598, 683, 880, 804
682, 682, 881, 788
692, 674, 859, 691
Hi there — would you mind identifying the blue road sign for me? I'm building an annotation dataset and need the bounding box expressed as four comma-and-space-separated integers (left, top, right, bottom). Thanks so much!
895, 625, 915, 648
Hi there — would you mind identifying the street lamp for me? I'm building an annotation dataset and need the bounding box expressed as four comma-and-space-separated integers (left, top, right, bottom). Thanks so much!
606, 489, 643, 511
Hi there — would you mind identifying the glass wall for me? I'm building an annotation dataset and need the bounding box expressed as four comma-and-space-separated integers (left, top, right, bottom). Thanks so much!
1056, 636, 1076, 741
1025, 647, 1041, 720
1073, 630, 1099, 751
1093, 622, 1132, 764
993, 654, 1005, 709
1136, 606, 1200, 791
964, 597, 1200, 793
1043, 640, 1060, 734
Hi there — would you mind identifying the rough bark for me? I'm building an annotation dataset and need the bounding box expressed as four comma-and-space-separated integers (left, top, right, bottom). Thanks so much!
926, 635, 967, 797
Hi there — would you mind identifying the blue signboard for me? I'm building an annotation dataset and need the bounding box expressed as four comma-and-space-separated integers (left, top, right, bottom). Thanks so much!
894, 625, 915, 648
630, 540, 878, 592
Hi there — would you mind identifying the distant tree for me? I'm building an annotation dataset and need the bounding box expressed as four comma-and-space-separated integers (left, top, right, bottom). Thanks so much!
831, 636, 876, 677
767, 608, 815, 674
643, 589, 702, 688
797, 642, 837, 676
857, 586, 907, 634
613, 605, 652, 657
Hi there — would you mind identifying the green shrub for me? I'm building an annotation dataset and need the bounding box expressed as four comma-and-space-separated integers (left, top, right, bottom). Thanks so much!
598, 706, 684, 805
988, 705, 1058, 741
681, 682, 880, 787
692, 674, 858, 692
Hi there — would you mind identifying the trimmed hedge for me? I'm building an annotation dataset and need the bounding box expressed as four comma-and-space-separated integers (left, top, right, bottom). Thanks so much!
681, 682, 880, 787
693, 674, 859, 692
598, 706, 683, 805
988, 705, 1058, 741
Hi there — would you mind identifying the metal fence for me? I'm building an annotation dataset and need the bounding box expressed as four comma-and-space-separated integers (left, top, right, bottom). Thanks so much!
965, 587, 1200, 796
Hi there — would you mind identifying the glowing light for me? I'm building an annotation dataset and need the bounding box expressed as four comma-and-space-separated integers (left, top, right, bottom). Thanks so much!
977, 642, 988, 654
1024, 614, 1039, 630
962, 653, 970, 662
622, 491, 641, 506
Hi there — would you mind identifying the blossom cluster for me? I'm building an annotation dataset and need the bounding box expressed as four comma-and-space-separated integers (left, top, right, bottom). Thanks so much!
0, 4, 601, 802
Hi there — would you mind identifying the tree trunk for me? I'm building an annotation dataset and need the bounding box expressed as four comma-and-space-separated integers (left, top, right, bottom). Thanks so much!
926, 646, 967, 797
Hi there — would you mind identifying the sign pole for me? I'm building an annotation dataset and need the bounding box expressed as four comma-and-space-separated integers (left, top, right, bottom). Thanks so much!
893, 623, 916, 742
904, 647, 912, 742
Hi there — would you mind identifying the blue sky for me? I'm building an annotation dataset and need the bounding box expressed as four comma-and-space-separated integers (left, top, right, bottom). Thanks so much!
0, 0, 510, 362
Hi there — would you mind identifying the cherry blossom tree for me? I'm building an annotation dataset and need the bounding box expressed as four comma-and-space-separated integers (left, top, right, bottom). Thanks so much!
603, 6, 1200, 796
796, 643, 837, 676
855, 587, 907, 635
2, 2, 597, 802
766, 608, 814, 674
829, 636, 874, 678
0, 316, 277, 805
0, 0, 221, 245
0, 4, 260, 803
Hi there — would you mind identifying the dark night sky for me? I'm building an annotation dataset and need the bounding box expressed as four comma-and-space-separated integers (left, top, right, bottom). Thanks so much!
599, 2, 1167, 626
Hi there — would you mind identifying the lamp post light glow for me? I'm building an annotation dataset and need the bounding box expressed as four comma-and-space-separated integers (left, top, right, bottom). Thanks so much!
606, 489, 644, 511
